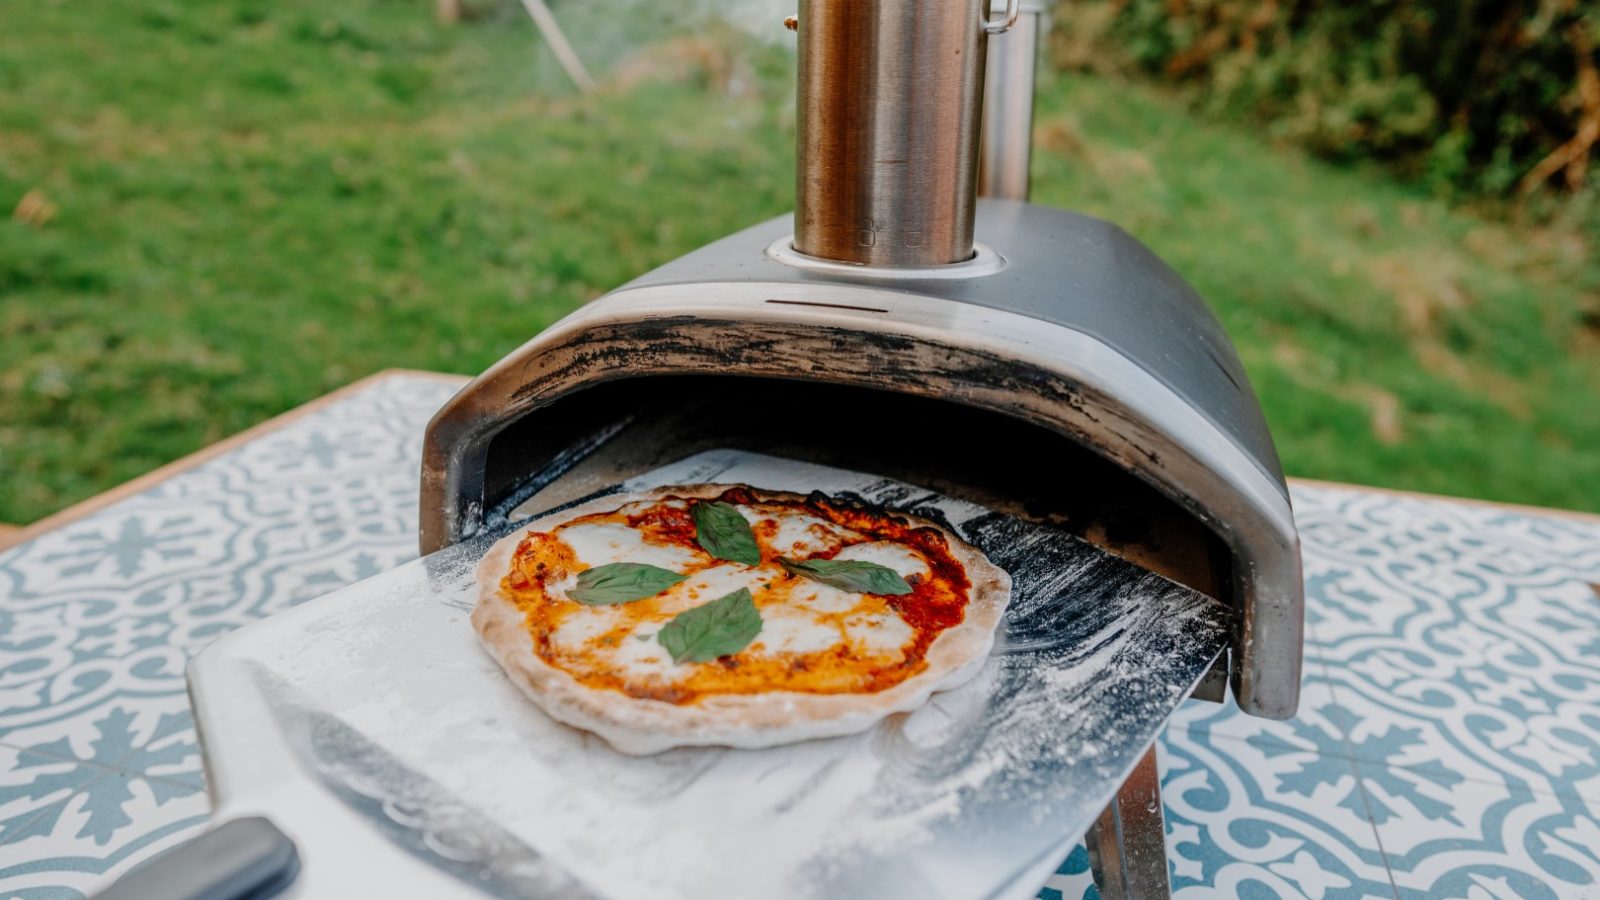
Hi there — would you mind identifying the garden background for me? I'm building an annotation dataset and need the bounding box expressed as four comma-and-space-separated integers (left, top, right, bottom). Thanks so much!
2, 0, 1597, 526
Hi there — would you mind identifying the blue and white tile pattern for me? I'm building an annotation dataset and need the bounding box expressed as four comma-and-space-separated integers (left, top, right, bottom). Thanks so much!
2, 373, 1598, 898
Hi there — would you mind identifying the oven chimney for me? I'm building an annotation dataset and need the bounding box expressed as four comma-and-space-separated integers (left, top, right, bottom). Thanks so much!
794, 1, 1012, 268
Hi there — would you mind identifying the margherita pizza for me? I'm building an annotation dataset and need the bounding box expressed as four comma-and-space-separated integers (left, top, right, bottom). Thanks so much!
472, 484, 1010, 754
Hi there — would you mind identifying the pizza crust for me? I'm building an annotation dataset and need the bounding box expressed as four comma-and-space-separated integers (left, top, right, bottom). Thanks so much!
472, 484, 1011, 755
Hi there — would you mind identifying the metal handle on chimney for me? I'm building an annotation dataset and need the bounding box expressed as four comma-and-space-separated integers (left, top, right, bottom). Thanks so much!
794, 0, 990, 268
979, 2, 1043, 201
982, 0, 1022, 34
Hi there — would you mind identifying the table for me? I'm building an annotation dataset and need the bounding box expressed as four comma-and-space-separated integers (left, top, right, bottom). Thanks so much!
2, 370, 1597, 899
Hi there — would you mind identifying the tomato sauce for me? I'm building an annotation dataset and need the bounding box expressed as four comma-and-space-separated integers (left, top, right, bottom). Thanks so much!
501, 488, 975, 704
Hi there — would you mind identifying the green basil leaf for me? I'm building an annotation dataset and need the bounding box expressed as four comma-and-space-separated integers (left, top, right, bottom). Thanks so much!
692, 501, 761, 566
657, 587, 763, 663
779, 557, 913, 595
569, 562, 686, 606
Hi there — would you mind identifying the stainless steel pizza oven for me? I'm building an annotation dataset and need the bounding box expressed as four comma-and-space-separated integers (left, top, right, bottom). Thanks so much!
418, 2, 1304, 895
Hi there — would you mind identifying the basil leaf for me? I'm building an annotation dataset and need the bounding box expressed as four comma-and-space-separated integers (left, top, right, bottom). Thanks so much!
692, 501, 761, 566
657, 587, 763, 663
569, 562, 686, 606
779, 557, 913, 595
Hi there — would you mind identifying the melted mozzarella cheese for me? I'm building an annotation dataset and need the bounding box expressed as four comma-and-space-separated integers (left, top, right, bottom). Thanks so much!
844, 611, 915, 656
655, 563, 771, 616
753, 606, 844, 656
550, 605, 624, 653
559, 521, 700, 572
787, 542, 931, 614
832, 541, 930, 578
763, 510, 860, 558
788, 581, 860, 614
608, 628, 677, 677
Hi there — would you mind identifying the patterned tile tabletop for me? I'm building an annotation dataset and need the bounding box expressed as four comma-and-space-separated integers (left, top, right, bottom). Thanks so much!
2, 371, 1598, 899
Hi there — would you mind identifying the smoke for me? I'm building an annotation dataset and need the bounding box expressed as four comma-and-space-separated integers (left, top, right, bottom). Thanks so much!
524, 0, 796, 82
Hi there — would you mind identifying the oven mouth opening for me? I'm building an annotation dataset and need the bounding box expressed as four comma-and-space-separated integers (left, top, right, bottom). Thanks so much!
480, 374, 1232, 604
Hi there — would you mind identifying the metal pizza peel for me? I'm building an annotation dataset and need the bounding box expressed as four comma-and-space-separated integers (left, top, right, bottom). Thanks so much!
185, 450, 1228, 899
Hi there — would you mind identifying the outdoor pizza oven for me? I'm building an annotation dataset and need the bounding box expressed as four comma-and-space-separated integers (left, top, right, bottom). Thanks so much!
415, 1, 1304, 895
421, 0, 1302, 719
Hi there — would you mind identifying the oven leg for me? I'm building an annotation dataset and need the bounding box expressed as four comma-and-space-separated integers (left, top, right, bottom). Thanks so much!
1085, 745, 1170, 899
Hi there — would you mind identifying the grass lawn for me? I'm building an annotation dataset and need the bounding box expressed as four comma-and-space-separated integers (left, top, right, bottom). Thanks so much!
2, 0, 1597, 524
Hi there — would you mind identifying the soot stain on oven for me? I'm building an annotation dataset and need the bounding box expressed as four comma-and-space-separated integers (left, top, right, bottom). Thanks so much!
518, 317, 1103, 414
535, 316, 1174, 478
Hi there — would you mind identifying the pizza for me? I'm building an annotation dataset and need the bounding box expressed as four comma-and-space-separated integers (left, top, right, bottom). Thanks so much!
472, 483, 1011, 755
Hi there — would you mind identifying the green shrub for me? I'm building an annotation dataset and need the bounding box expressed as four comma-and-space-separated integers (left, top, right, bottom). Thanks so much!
1053, 0, 1600, 197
